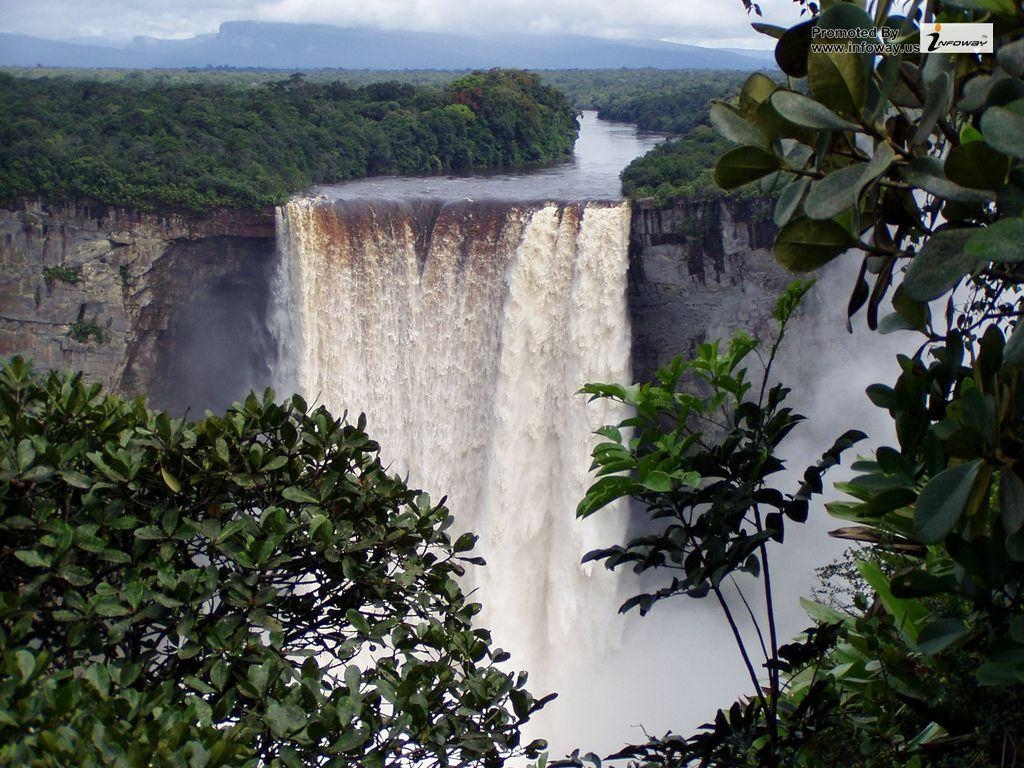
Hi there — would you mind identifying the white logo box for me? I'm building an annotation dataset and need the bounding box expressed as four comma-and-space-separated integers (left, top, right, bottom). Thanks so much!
920, 22, 994, 54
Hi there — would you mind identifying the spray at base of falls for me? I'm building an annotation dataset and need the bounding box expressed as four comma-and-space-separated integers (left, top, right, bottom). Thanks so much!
275, 196, 635, 746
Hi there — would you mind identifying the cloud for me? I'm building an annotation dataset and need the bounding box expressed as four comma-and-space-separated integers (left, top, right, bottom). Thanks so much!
0, 0, 805, 46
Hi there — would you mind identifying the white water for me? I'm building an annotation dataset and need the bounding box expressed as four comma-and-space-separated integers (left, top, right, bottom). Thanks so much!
276, 197, 636, 746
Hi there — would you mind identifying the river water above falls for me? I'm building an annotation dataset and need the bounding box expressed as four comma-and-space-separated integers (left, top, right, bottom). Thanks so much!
314, 110, 663, 201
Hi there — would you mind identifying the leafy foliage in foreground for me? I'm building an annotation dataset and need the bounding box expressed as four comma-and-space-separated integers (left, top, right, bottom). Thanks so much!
0, 358, 549, 767
564, 282, 866, 768
0, 69, 577, 212
710, 0, 1024, 330
564, 0, 1024, 765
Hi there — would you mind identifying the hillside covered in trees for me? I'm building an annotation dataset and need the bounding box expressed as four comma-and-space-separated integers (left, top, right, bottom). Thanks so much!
0, 69, 577, 212
566, 69, 771, 203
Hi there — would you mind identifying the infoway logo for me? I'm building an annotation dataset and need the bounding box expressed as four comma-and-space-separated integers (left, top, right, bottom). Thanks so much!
920, 22, 993, 53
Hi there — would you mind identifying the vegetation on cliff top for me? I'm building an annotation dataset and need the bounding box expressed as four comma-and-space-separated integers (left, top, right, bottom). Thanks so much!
0, 69, 577, 212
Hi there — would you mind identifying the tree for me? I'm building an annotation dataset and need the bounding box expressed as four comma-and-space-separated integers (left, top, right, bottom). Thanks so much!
0, 358, 551, 767
563, 0, 1024, 765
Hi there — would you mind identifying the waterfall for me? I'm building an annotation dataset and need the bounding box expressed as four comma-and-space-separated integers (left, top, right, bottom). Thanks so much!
274, 196, 635, 744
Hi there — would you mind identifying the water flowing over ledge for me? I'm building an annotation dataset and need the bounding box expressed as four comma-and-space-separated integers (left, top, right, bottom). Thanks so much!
274, 197, 634, 696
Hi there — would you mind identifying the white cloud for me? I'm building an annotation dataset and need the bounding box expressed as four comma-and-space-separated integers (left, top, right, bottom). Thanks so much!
0, 0, 806, 45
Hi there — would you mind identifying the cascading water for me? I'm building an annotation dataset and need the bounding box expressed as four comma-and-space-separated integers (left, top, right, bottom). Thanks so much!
274, 196, 637, 745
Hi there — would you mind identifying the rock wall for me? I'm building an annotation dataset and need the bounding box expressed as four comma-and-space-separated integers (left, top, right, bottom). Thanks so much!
628, 197, 789, 381
0, 200, 277, 412
0, 196, 790, 410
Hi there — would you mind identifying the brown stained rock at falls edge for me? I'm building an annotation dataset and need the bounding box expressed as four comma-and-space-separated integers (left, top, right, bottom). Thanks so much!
628, 197, 788, 382
3, 195, 796, 413
0, 199, 276, 411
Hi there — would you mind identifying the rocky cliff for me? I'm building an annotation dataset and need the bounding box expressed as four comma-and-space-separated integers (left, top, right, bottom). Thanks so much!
0, 200, 278, 412
629, 197, 787, 381
0, 197, 788, 410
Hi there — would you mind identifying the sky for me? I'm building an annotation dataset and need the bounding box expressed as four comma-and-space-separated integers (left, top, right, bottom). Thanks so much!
0, 0, 806, 49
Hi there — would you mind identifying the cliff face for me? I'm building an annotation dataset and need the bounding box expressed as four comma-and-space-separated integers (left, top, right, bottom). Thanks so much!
0, 197, 787, 410
0, 200, 278, 412
628, 197, 787, 381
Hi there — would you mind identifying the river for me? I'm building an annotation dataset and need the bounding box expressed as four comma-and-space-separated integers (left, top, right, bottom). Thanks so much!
315, 110, 663, 201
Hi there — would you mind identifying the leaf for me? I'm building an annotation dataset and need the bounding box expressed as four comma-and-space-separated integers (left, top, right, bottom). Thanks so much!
860, 143, 896, 189
281, 486, 318, 504
641, 470, 673, 493
774, 20, 814, 78
262, 455, 289, 472
774, 176, 809, 227
14, 549, 48, 568
248, 663, 269, 695
944, 0, 1016, 13
714, 146, 781, 190
738, 72, 778, 117
911, 72, 953, 147
16, 650, 35, 681
160, 466, 181, 494
858, 559, 929, 643
709, 101, 765, 147
807, 3, 874, 116
265, 700, 306, 739
60, 469, 93, 489
1006, 320, 1024, 365
945, 142, 1011, 191
308, 513, 332, 543
980, 103, 1024, 161
774, 217, 855, 271
902, 228, 979, 301
916, 618, 968, 654
965, 218, 1024, 264
16, 438, 35, 470
1001, 470, 1024, 535
345, 664, 361, 692
892, 285, 929, 332
770, 90, 859, 131
804, 164, 867, 220
997, 38, 1024, 78
904, 157, 995, 204
576, 475, 637, 518
914, 460, 984, 544
799, 597, 847, 625
751, 22, 787, 39
84, 664, 110, 698
978, 662, 1021, 685
210, 660, 229, 690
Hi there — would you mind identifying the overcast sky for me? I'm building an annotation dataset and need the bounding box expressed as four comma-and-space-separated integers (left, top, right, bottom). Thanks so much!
0, 0, 805, 49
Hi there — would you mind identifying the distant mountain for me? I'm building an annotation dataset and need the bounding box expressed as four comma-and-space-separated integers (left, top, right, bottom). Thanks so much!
0, 21, 771, 70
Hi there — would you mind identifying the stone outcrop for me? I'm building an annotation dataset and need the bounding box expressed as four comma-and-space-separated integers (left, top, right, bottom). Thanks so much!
628, 197, 788, 381
0, 200, 277, 411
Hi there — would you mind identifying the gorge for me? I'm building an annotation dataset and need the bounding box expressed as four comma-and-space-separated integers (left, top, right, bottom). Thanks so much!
0, 115, 844, 754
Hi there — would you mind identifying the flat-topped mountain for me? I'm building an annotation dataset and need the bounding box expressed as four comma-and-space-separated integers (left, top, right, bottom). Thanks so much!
1, 20, 772, 70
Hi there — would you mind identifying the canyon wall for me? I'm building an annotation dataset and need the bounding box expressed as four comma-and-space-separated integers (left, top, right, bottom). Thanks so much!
0, 196, 787, 405
0, 200, 278, 412
629, 196, 788, 381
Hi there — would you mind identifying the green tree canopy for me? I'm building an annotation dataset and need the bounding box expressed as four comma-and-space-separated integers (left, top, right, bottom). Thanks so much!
0, 69, 577, 212
0, 358, 550, 767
